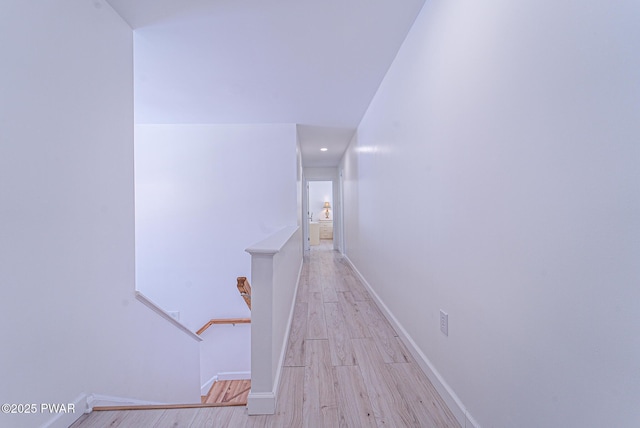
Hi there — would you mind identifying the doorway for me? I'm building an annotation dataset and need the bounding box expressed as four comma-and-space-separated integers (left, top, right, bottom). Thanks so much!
302, 169, 342, 255
306, 180, 334, 252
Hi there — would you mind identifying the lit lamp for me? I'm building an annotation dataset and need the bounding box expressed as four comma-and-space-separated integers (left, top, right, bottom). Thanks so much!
323, 201, 331, 219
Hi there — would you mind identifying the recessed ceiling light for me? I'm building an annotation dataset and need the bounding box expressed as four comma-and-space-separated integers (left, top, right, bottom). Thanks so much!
320, 147, 328, 152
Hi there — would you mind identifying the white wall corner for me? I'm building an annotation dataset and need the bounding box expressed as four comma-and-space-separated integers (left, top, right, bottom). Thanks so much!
201, 372, 252, 396
343, 255, 480, 428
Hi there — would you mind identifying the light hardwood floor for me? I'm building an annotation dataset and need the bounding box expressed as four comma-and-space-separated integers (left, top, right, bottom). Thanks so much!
71, 241, 460, 427
202, 380, 251, 405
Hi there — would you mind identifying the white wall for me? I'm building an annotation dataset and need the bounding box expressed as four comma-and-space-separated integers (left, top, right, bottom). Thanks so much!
309, 181, 333, 221
135, 124, 298, 330
341, 1, 640, 427
199, 323, 251, 393
0, 2, 200, 427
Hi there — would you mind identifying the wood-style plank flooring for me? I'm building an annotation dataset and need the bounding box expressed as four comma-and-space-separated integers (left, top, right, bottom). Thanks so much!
71, 240, 460, 427
202, 379, 251, 405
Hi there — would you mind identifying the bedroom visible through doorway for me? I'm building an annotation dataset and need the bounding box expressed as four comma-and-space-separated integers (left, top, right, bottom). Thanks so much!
308, 181, 333, 247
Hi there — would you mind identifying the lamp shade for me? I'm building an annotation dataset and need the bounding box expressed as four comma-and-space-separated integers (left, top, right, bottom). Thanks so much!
323, 202, 331, 209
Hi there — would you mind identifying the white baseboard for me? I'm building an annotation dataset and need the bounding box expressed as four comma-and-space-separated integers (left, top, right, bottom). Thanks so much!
41, 392, 166, 428
201, 375, 218, 396
247, 259, 303, 415
218, 371, 251, 381
201, 371, 252, 395
343, 255, 480, 428
466, 412, 481, 428
247, 391, 276, 415
86, 393, 165, 409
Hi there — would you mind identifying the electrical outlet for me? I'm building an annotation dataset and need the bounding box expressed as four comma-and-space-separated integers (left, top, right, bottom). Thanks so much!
440, 310, 448, 336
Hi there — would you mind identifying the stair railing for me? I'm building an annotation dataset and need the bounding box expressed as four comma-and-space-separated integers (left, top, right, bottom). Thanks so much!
195, 277, 252, 335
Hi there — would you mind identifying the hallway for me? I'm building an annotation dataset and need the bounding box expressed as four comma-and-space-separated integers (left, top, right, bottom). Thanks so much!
72, 242, 459, 427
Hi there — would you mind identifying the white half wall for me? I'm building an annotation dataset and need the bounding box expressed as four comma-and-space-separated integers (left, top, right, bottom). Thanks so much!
246, 226, 303, 414
0, 2, 200, 428
341, 1, 640, 427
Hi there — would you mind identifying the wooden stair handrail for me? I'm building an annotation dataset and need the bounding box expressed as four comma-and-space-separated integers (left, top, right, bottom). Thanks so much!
237, 276, 252, 310
196, 318, 251, 336
196, 277, 253, 335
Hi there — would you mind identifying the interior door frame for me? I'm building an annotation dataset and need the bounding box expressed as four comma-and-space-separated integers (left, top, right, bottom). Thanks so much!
302, 168, 341, 254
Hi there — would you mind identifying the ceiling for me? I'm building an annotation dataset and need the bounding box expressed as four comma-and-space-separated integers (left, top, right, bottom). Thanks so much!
106, 0, 425, 167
